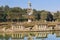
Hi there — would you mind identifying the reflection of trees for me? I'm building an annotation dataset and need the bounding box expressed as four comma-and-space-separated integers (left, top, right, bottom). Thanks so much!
0, 31, 60, 39
55, 31, 60, 37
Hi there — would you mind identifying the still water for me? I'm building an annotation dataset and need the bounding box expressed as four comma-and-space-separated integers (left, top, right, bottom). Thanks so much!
0, 31, 60, 40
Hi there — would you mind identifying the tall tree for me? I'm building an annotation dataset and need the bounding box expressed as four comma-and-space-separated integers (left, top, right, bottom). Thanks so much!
46, 12, 54, 21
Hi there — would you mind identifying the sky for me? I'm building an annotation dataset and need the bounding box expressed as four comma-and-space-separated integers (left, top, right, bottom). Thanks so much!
0, 0, 60, 12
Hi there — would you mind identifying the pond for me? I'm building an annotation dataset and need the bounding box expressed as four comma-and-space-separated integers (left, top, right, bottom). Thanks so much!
0, 31, 60, 40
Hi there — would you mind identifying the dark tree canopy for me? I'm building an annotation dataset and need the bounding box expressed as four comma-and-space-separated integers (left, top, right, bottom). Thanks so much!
36, 13, 41, 21
46, 12, 54, 21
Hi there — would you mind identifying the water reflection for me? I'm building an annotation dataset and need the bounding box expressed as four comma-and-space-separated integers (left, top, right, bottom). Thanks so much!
0, 31, 60, 40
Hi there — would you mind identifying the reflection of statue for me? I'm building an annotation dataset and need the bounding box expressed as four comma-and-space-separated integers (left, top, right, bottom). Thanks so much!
28, 38, 33, 40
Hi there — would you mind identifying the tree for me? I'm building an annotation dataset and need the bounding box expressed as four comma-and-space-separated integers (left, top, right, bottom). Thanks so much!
46, 12, 54, 21
4, 5, 9, 11
0, 6, 4, 10
40, 10, 48, 20
54, 11, 59, 19
35, 12, 41, 21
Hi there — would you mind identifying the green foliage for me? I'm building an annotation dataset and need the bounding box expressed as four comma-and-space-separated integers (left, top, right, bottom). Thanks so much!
46, 12, 54, 21
0, 6, 60, 22
40, 10, 48, 20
